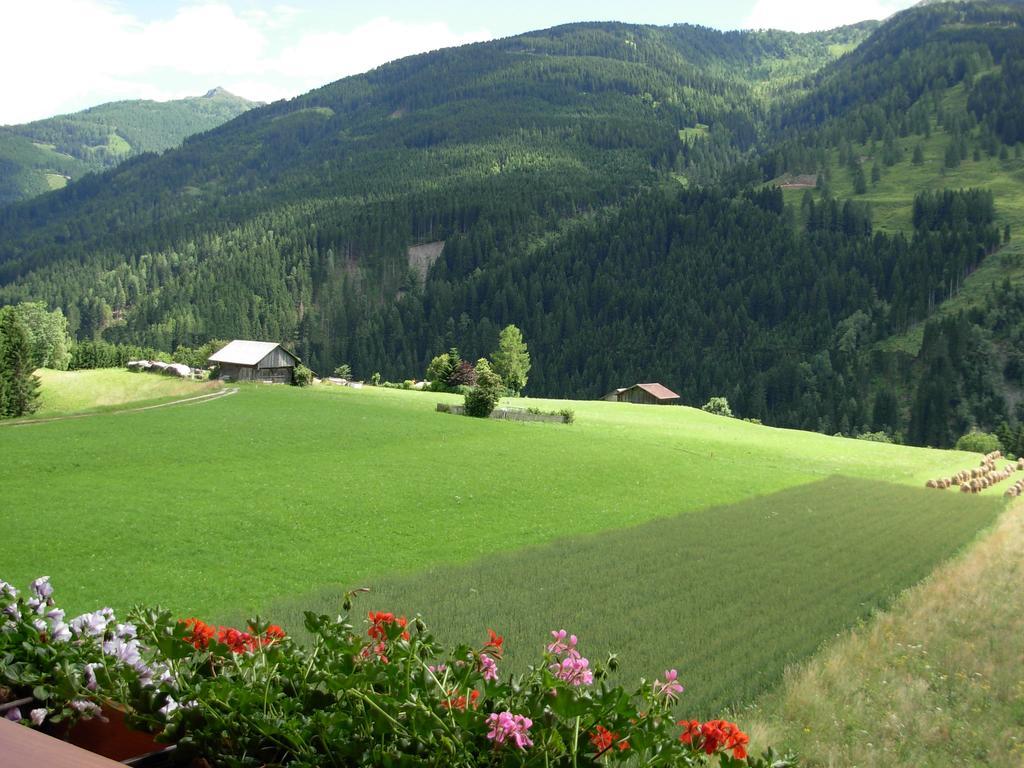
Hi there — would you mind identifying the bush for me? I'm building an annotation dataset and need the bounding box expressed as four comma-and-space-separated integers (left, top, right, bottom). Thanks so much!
333, 363, 352, 379
701, 397, 733, 418
857, 431, 894, 443
955, 430, 1002, 454
371, 372, 381, 386
464, 368, 504, 418
560, 408, 575, 424
293, 365, 315, 387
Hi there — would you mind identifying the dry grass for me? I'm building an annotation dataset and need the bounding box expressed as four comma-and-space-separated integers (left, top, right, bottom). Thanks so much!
748, 501, 1024, 767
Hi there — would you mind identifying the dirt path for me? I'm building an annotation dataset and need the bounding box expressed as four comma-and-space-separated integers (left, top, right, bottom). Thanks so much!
2, 386, 239, 427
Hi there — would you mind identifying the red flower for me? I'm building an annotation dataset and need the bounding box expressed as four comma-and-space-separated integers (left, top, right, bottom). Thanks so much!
441, 689, 480, 711
677, 719, 701, 746
678, 719, 749, 758
180, 618, 286, 654
261, 625, 287, 645
726, 728, 750, 760
181, 618, 215, 649
589, 725, 629, 755
367, 611, 410, 642
484, 628, 504, 657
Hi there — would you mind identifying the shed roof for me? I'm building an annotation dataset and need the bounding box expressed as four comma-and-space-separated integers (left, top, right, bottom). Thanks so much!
208, 340, 297, 366
631, 383, 679, 400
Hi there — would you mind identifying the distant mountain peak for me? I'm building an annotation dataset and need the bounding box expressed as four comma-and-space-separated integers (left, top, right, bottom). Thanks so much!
203, 87, 232, 99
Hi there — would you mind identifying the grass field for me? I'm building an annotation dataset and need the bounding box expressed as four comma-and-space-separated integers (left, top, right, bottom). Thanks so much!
1, 380, 991, 617
277, 476, 1001, 717
29, 368, 215, 417
749, 500, 1024, 767
0, 376, 1009, 723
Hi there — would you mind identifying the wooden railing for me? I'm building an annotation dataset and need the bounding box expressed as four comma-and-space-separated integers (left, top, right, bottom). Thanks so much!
0, 718, 123, 767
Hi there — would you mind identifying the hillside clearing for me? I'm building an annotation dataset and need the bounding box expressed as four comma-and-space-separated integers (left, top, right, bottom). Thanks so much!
748, 500, 1024, 767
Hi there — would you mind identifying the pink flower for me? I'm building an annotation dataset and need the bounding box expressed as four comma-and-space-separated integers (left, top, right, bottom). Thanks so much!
547, 629, 592, 686
547, 629, 578, 656
486, 711, 534, 749
480, 654, 499, 682
653, 669, 684, 701
551, 655, 594, 686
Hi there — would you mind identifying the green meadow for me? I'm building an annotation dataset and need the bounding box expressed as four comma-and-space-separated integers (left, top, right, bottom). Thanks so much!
30, 368, 215, 417
0, 372, 1007, 716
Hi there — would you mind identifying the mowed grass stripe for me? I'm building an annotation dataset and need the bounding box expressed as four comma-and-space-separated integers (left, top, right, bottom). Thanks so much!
0, 382, 987, 619
281, 477, 1002, 717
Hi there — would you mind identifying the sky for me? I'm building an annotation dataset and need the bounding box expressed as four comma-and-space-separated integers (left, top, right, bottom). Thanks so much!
0, 0, 918, 125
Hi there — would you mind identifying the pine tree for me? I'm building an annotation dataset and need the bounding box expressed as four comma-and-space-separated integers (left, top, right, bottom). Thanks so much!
0, 307, 41, 419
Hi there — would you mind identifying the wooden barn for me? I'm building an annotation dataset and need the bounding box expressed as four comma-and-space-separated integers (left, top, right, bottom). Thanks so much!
208, 340, 300, 384
603, 383, 680, 405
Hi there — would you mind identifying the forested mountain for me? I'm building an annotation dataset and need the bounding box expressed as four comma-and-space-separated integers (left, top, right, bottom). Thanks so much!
0, 88, 256, 204
1, 2, 1024, 445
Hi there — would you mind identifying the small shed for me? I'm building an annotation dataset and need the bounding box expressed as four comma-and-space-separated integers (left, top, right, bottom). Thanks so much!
603, 383, 680, 405
208, 340, 300, 384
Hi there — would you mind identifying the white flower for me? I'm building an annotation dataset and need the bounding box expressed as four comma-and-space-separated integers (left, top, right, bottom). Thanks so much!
84, 663, 100, 691
157, 696, 179, 716
114, 622, 137, 639
71, 611, 110, 638
50, 620, 72, 643
32, 618, 47, 634
2, 603, 21, 621
29, 708, 46, 727
0, 580, 17, 599
69, 700, 103, 719
29, 576, 53, 600
45, 607, 65, 622
103, 636, 142, 667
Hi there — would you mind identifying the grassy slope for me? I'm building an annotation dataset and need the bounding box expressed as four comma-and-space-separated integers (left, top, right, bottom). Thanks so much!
31, 369, 214, 417
748, 500, 1024, 767
0, 90, 254, 204
0, 384, 992, 621
280, 476, 1001, 718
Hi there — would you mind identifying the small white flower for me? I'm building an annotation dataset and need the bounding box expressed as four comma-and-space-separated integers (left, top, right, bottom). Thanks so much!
0, 580, 17, 599
69, 700, 103, 719
71, 611, 110, 638
103, 636, 142, 667
29, 576, 53, 600
50, 620, 72, 643
114, 622, 137, 639
32, 618, 47, 634
29, 708, 46, 727
157, 696, 179, 716
84, 663, 100, 691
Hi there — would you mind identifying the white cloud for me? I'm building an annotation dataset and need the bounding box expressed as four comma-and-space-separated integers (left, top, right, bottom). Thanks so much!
0, 2, 491, 125
269, 17, 490, 97
744, 0, 917, 32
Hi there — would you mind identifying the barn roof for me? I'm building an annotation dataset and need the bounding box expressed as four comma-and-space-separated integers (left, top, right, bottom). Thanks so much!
632, 383, 679, 400
208, 340, 298, 366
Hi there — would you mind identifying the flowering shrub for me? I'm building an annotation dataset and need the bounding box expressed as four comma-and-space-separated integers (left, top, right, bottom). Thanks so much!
0, 577, 175, 731
1, 578, 796, 767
